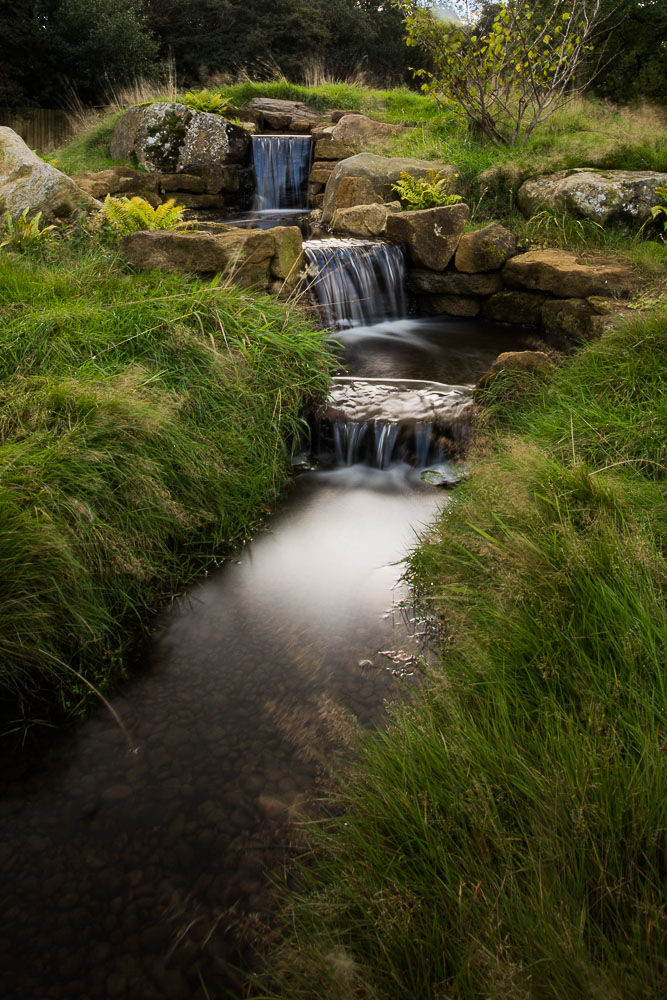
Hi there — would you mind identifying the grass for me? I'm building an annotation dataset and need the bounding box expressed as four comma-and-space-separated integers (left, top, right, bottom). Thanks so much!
251, 309, 666, 999
0, 234, 333, 724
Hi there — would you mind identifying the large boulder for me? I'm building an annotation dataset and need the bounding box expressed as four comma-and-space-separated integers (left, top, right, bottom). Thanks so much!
110, 104, 250, 193
517, 168, 667, 226
502, 249, 637, 298
454, 223, 517, 273
0, 127, 100, 220
385, 203, 469, 271
121, 228, 275, 289
321, 153, 459, 224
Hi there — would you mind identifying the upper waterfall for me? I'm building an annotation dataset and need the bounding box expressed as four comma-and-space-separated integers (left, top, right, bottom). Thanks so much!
251, 135, 313, 210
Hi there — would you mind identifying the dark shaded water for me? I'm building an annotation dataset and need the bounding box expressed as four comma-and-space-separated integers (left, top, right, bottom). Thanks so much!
0, 466, 439, 999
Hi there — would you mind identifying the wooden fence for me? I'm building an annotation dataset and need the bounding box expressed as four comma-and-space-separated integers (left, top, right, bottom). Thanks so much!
0, 108, 75, 152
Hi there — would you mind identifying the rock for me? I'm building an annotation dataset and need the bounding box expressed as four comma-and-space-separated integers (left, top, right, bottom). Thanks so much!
248, 98, 322, 126
72, 167, 158, 200
517, 168, 667, 226
454, 223, 517, 273
321, 153, 459, 224
110, 103, 251, 193
477, 163, 526, 200
120, 228, 275, 289
330, 201, 401, 238
269, 225, 304, 280
587, 295, 635, 318
309, 162, 337, 185
541, 298, 597, 341
326, 175, 382, 217
155, 173, 208, 193
0, 126, 100, 220
385, 203, 469, 271
330, 114, 403, 145
476, 350, 553, 390
407, 269, 503, 296
502, 249, 636, 298
482, 290, 548, 325
174, 193, 225, 209
418, 294, 481, 317
313, 138, 355, 160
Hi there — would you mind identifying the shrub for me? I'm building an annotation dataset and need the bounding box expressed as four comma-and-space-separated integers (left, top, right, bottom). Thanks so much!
183, 89, 229, 115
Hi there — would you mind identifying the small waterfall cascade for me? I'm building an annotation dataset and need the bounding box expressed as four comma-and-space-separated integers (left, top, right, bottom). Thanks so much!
303, 238, 407, 329
308, 378, 474, 471
251, 135, 313, 210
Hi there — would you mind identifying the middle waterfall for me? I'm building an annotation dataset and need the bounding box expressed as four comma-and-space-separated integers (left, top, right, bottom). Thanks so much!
303, 238, 407, 329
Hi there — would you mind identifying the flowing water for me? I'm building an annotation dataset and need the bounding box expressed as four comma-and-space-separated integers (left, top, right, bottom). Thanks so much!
0, 140, 548, 999
251, 135, 313, 211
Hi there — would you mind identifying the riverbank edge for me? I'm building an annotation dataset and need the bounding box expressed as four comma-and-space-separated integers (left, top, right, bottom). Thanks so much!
0, 239, 334, 729
253, 306, 666, 999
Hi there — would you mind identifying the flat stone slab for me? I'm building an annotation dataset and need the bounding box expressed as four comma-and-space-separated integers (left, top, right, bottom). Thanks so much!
323, 378, 473, 426
502, 249, 636, 298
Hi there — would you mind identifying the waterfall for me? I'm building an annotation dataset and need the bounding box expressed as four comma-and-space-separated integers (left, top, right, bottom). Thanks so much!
251, 135, 313, 210
303, 238, 407, 329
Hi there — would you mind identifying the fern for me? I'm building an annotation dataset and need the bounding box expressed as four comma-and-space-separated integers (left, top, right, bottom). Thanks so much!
1, 209, 57, 250
102, 196, 190, 236
183, 89, 229, 115
391, 170, 462, 210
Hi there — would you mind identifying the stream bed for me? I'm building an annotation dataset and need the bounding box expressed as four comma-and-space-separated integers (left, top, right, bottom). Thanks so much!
0, 207, 546, 998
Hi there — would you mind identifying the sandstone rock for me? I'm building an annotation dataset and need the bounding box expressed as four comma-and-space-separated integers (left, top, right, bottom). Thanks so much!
330, 114, 403, 146
517, 168, 667, 226
72, 167, 158, 200
477, 163, 526, 200
418, 294, 481, 317
482, 290, 548, 325
407, 269, 503, 296
502, 249, 636, 298
322, 153, 459, 224
313, 138, 355, 160
261, 112, 292, 132
476, 350, 552, 390
110, 104, 251, 193
0, 127, 100, 220
541, 298, 597, 341
330, 201, 401, 238
385, 203, 469, 271
173, 193, 225, 209
268, 226, 304, 280
120, 228, 275, 289
155, 173, 208, 194
454, 223, 517, 273
309, 162, 336, 185
248, 98, 321, 126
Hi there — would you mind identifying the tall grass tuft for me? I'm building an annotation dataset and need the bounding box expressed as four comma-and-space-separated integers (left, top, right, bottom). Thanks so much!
0, 239, 333, 721
253, 311, 666, 999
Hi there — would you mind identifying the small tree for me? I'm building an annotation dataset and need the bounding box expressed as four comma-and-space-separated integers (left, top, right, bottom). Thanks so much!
394, 0, 607, 145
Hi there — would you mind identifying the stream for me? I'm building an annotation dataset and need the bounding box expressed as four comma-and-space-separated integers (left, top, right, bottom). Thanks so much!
0, 139, 546, 999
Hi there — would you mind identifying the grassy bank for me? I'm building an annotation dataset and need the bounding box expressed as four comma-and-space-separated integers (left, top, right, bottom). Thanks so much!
254, 309, 666, 999
0, 236, 333, 724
